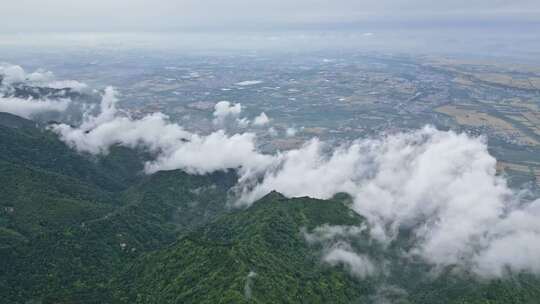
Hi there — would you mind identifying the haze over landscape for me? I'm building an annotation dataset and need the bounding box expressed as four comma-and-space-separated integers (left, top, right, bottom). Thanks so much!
1, 1, 540, 303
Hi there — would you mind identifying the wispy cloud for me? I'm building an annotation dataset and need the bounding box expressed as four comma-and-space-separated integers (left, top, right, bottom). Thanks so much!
0, 64, 87, 118
0, 97, 70, 119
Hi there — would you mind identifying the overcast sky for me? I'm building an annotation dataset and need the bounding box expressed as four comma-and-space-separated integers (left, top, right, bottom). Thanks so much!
2, 0, 539, 32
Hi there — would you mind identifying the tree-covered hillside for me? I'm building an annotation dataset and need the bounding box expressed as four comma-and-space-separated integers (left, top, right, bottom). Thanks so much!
0, 112, 236, 303
118, 192, 377, 304
117, 192, 540, 304
1, 111, 539, 304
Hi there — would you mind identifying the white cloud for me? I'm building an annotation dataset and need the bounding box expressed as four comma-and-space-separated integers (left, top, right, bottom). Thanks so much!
236, 127, 540, 277
0, 64, 89, 119
235, 80, 263, 86
52, 87, 191, 155
26, 69, 55, 83
0, 65, 26, 84
286, 127, 297, 137
0, 64, 88, 92
0, 96, 70, 118
303, 225, 374, 277
303, 224, 367, 244
244, 271, 257, 299
144, 130, 273, 175
212, 101, 242, 125
253, 112, 270, 126
323, 244, 376, 278
268, 127, 278, 137
52, 87, 273, 175
471, 199, 540, 277
236, 117, 250, 128
237, 138, 362, 204
46, 80, 88, 92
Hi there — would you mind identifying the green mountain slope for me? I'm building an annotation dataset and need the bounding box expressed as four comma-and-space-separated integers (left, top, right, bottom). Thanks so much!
0, 112, 237, 303
1, 111, 540, 304
119, 191, 540, 304
118, 192, 377, 304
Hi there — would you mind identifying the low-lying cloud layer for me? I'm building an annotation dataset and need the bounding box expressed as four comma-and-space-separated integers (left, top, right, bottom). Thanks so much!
323, 246, 376, 279
239, 128, 540, 277
0, 64, 87, 92
0, 97, 70, 119
52, 87, 273, 175
0, 64, 88, 118
47, 85, 540, 278
253, 112, 270, 126
303, 224, 375, 278
212, 101, 242, 125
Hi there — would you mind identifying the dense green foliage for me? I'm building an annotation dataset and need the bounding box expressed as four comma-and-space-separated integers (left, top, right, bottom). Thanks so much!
119, 193, 376, 304
0, 111, 539, 303
0, 113, 126, 192
0, 113, 236, 303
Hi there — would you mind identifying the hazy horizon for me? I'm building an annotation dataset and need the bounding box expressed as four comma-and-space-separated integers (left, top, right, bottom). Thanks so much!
2, 0, 539, 32
2, 0, 539, 62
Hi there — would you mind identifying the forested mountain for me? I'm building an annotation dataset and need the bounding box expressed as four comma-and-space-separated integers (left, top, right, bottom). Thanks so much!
1, 111, 539, 304
0, 112, 236, 302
